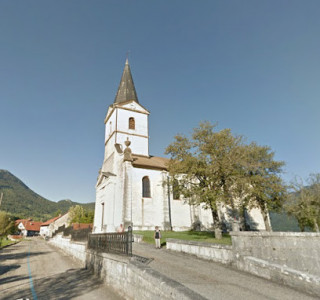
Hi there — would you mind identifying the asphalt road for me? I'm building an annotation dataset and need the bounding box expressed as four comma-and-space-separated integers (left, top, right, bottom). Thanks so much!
0, 238, 123, 300
133, 242, 319, 300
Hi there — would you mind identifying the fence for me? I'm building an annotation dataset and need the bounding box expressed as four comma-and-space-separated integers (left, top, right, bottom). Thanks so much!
88, 226, 133, 256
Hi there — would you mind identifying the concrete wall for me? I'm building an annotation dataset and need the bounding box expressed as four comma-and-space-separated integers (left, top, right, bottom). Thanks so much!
231, 231, 320, 276
49, 234, 205, 300
86, 250, 205, 300
166, 233, 320, 297
48, 234, 87, 266
230, 231, 320, 297
166, 238, 233, 264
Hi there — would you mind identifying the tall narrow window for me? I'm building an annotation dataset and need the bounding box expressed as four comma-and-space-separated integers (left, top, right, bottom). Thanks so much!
142, 176, 151, 198
129, 117, 135, 130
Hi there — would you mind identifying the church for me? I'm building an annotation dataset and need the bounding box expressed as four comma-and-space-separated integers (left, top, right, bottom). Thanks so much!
93, 59, 266, 233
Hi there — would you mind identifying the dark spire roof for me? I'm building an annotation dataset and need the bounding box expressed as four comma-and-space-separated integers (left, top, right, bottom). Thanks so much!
114, 58, 139, 104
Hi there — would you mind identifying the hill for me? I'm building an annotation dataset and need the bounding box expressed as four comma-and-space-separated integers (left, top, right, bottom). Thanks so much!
269, 211, 301, 232
0, 170, 95, 221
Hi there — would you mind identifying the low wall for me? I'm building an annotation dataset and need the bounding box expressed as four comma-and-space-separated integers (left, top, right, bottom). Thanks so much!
86, 250, 205, 300
241, 256, 320, 297
231, 231, 320, 276
230, 231, 320, 297
166, 233, 320, 297
49, 235, 205, 300
166, 238, 233, 264
48, 234, 87, 266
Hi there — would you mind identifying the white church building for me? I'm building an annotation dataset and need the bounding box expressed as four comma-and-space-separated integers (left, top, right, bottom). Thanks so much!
93, 59, 266, 233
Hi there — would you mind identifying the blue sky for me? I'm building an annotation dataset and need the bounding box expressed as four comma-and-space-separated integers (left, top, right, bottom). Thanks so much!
1, 1, 319, 203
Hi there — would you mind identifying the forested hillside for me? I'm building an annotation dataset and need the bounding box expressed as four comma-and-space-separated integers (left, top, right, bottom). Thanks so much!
0, 170, 94, 221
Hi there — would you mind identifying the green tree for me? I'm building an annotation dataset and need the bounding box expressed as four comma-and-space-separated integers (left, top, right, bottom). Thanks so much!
0, 211, 16, 236
166, 122, 286, 231
241, 143, 286, 231
166, 122, 246, 228
286, 174, 320, 232
68, 205, 94, 224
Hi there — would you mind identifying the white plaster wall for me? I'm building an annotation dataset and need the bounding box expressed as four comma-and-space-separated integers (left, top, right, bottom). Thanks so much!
246, 207, 266, 231
116, 133, 148, 156
40, 226, 49, 236
131, 167, 164, 229
94, 153, 126, 233
104, 110, 117, 142
116, 109, 148, 137
171, 199, 193, 230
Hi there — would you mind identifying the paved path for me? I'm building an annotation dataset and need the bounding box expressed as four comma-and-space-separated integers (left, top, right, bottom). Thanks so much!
133, 242, 318, 300
0, 238, 123, 300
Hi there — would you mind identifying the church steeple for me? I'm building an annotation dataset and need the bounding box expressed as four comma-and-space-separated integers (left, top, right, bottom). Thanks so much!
114, 59, 139, 104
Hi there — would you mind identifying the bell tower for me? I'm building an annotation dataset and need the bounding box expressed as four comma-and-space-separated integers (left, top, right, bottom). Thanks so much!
103, 59, 150, 161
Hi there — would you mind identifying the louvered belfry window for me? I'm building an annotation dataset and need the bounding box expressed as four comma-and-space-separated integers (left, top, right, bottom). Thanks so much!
129, 117, 135, 129
142, 176, 151, 198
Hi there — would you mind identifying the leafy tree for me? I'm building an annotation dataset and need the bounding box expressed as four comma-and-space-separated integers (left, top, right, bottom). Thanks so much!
286, 174, 320, 232
68, 205, 94, 224
241, 143, 286, 231
54, 209, 62, 217
166, 122, 286, 231
166, 122, 247, 228
0, 211, 16, 236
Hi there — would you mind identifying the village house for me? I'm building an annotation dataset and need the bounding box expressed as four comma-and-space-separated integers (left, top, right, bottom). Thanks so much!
16, 219, 42, 237
40, 213, 70, 237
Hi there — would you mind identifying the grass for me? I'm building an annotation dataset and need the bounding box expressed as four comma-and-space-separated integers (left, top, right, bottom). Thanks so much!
0, 237, 16, 248
133, 230, 232, 246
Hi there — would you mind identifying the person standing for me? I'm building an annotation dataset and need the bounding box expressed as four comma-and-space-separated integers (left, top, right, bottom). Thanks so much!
154, 226, 161, 249
117, 224, 124, 233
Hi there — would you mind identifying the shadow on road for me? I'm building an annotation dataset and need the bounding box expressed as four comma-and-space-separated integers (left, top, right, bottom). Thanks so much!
2, 268, 106, 300
0, 251, 48, 261
0, 263, 21, 276
0, 274, 29, 286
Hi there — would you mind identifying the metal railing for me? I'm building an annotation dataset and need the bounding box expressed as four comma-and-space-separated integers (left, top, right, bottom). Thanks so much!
88, 226, 133, 256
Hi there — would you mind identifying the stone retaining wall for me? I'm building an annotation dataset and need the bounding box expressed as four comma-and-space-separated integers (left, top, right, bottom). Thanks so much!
166, 238, 233, 264
48, 234, 87, 266
166, 233, 320, 297
230, 231, 320, 276
49, 235, 205, 300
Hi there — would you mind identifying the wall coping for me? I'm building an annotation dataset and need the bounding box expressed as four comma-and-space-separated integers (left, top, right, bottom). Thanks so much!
230, 231, 320, 238
166, 238, 232, 250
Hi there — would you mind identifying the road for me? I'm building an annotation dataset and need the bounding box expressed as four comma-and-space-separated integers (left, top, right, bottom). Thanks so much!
133, 242, 319, 300
0, 238, 123, 300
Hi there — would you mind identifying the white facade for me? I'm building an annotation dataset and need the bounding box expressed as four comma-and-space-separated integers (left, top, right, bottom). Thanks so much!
93, 61, 267, 233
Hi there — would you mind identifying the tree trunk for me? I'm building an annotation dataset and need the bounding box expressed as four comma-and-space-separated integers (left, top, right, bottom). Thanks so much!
314, 218, 319, 232
261, 208, 272, 231
209, 203, 220, 229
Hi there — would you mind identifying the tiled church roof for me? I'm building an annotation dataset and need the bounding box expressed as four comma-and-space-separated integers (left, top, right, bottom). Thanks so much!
132, 155, 169, 170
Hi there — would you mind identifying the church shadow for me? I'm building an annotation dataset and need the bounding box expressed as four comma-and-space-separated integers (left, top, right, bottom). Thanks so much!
2, 268, 107, 300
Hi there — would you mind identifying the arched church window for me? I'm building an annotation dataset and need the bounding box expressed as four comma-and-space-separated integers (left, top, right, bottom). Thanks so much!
173, 179, 180, 200
142, 176, 151, 198
129, 117, 135, 130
